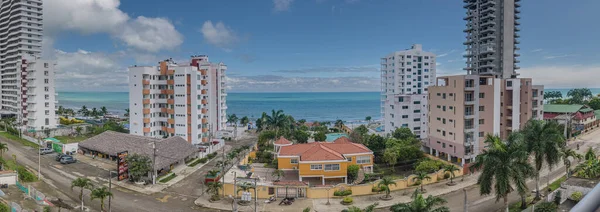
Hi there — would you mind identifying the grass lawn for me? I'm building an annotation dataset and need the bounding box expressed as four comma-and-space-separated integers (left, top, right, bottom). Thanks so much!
54, 135, 91, 143
548, 176, 566, 191
0, 132, 38, 148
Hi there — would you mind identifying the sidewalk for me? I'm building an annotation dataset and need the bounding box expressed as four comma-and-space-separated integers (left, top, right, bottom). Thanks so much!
110, 144, 231, 195
76, 154, 116, 171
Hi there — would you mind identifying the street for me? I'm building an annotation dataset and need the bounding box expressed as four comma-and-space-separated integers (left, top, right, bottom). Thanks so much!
0, 129, 256, 212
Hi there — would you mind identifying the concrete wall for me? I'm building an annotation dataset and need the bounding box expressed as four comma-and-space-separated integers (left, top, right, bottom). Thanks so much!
0, 172, 17, 185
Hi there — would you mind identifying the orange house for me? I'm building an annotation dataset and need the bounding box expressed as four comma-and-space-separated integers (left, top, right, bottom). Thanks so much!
277, 137, 374, 185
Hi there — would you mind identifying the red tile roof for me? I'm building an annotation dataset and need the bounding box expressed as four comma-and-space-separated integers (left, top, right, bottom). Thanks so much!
333, 136, 352, 143
274, 136, 292, 145
273, 180, 308, 186
279, 141, 372, 161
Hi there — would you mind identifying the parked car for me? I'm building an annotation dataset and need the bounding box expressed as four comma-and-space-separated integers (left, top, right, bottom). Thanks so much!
59, 156, 77, 164
55, 153, 68, 161
39, 148, 54, 155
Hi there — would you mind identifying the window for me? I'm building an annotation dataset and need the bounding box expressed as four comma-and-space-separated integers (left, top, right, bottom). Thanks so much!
402, 106, 409, 109
414, 110, 421, 113
44, 87, 49, 92
479, 132, 484, 137
45, 118, 49, 125
402, 115, 408, 118
44, 79, 49, 84
479, 93, 485, 98
357, 156, 371, 164
442, 143, 446, 148
45, 102, 49, 107
324, 164, 340, 171
45, 110, 49, 115
290, 159, 298, 164
398, 97, 404, 102
414, 101, 421, 104
44, 71, 48, 76
507, 81, 513, 87
347, 157, 352, 162
44, 63, 48, 68
310, 164, 322, 170
479, 119, 484, 124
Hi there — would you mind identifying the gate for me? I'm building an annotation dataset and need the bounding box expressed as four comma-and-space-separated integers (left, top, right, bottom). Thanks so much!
276, 187, 297, 198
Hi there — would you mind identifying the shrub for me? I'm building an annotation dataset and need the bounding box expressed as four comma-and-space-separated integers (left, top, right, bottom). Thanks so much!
17, 167, 37, 182
415, 159, 444, 173
199, 158, 208, 163
443, 172, 450, 179
334, 190, 352, 196
372, 185, 383, 192
159, 173, 177, 183
347, 164, 360, 182
342, 197, 353, 204
207, 152, 217, 159
571, 191, 583, 202
188, 158, 207, 167
534, 202, 557, 212
0, 203, 9, 212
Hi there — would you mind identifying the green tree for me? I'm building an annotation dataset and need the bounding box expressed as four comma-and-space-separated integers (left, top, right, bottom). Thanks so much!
383, 149, 398, 167
365, 116, 372, 123
240, 116, 250, 129
100, 106, 108, 116
443, 165, 460, 184
126, 154, 152, 182
588, 97, 600, 110
314, 131, 326, 142
366, 134, 386, 163
335, 119, 344, 129
413, 172, 431, 193
271, 169, 285, 182
205, 181, 223, 200
390, 189, 449, 212
124, 108, 130, 117
560, 146, 582, 178
584, 147, 596, 160
75, 126, 83, 136
91, 108, 99, 117
347, 164, 360, 183
534, 202, 558, 212
377, 177, 397, 199
236, 182, 255, 201
392, 128, 417, 141
266, 110, 287, 135
227, 114, 239, 139
79, 105, 89, 116
293, 130, 310, 143
342, 203, 379, 212
71, 177, 95, 211
90, 186, 113, 212
523, 120, 564, 200
0, 143, 8, 158
415, 159, 443, 173
575, 158, 600, 178
470, 134, 533, 212
567, 88, 592, 104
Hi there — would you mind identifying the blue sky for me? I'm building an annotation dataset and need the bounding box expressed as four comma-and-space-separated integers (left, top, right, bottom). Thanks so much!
46, 0, 600, 92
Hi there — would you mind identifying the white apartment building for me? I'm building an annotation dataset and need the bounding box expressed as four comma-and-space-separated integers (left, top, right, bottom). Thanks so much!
0, 0, 57, 130
128, 56, 227, 144
381, 44, 436, 138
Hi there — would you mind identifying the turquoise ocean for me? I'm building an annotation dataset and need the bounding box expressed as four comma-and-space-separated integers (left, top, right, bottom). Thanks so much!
56, 88, 600, 122
57, 92, 383, 122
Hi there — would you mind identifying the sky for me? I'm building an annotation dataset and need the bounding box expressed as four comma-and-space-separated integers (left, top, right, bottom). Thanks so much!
45, 0, 600, 92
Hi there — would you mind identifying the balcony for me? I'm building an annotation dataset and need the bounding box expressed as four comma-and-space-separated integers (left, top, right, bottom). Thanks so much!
167, 80, 174, 85
161, 108, 168, 113
201, 99, 208, 105
143, 89, 150, 95
143, 118, 150, 123
465, 98, 475, 105
167, 99, 174, 104
201, 89, 207, 95
202, 118, 208, 124
161, 89, 174, 95
201, 80, 208, 86
143, 99, 150, 104
167, 119, 175, 124
201, 108, 208, 114
167, 70, 175, 75
202, 137, 209, 142
142, 80, 150, 85
200, 70, 207, 76
143, 127, 151, 133
202, 128, 208, 133
143, 108, 150, 114
167, 109, 174, 114
166, 128, 175, 134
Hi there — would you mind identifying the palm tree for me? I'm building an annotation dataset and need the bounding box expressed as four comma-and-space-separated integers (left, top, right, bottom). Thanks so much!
335, 119, 344, 129
523, 120, 563, 200
342, 203, 379, 212
377, 177, 397, 199
124, 109, 130, 117
75, 126, 83, 136
271, 169, 285, 182
227, 114, 239, 140
91, 108, 99, 118
71, 177, 95, 210
100, 106, 108, 116
266, 110, 287, 135
443, 165, 460, 184
216, 160, 230, 169
560, 146, 582, 178
365, 116, 372, 123
0, 143, 8, 157
240, 116, 250, 129
57, 105, 64, 115
390, 189, 449, 212
207, 169, 220, 177
236, 182, 255, 201
205, 181, 223, 200
470, 134, 533, 212
584, 147, 596, 160
413, 172, 431, 193
90, 186, 112, 211
79, 105, 89, 117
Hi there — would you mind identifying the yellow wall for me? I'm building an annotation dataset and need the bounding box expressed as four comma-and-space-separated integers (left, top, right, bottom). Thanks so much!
299, 162, 348, 177
347, 154, 374, 168
219, 183, 273, 199
277, 157, 299, 170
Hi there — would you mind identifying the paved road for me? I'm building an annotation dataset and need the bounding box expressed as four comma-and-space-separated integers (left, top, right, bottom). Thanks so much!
0, 132, 257, 212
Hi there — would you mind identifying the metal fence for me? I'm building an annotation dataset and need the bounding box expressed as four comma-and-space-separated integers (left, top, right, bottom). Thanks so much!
14, 182, 52, 208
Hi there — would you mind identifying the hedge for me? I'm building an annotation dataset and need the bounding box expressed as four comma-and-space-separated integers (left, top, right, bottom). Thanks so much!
334, 190, 352, 196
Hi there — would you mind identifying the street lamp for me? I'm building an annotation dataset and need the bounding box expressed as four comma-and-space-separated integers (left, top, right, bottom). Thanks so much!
325, 186, 332, 205
108, 170, 117, 212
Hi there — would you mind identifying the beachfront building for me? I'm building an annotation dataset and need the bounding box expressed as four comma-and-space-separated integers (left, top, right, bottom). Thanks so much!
425, 75, 543, 165
463, 0, 521, 79
0, 0, 58, 130
128, 55, 227, 144
543, 104, 600, 137
381, 44, 436, 138
276, 137, 373, 185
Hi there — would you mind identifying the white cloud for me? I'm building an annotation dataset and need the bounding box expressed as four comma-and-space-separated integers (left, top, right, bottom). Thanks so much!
117, 17, 183, 52
200, 21, 239, 49
519, 65, 600, 88
437, 49, 457, 58
273, 0, 294, 12
227, 75, 379, 92
531, 49, 543, 52
45, 0, 182, 52
54, 50, 128, 91
543, 54, 577, 60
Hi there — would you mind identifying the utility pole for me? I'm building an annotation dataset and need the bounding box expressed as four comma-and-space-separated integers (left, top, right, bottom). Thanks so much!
37, 137, 41, 179
463, 188, 468, 212
152, 140, 157, 185
254, 177, 257, 212
233, 172, 237, 212
108, 170, 116, 212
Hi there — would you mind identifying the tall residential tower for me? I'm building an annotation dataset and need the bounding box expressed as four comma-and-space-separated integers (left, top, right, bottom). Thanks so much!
128, 56, 227, 144
463, 0, 521, 79
381, 44, 436, 138
0, 0, 57, 130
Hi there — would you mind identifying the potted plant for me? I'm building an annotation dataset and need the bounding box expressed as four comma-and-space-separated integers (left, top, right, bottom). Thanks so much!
341, 196, 353, 205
